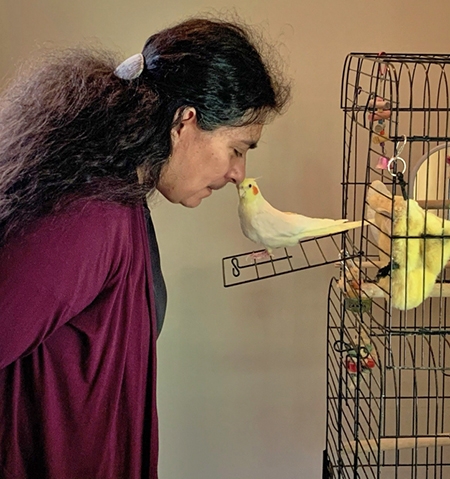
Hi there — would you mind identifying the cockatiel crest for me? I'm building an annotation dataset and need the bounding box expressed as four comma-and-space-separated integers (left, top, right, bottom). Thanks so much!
237, 178, 362, 256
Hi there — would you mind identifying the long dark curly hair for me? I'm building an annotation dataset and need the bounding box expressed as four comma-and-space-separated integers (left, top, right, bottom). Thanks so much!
0, 18, 290, 245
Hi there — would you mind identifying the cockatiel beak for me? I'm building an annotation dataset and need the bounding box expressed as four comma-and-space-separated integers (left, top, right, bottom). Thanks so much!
237, 178, 260, 199
237, 181, 249, 199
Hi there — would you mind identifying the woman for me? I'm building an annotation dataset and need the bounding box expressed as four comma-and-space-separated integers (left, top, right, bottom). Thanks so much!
0, 18, 289, 479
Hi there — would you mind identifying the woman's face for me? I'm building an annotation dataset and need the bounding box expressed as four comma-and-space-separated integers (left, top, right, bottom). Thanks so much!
157, 108, 263, 208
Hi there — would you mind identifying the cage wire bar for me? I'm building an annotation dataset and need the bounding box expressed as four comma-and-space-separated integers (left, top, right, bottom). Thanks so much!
324, 53, 450, 479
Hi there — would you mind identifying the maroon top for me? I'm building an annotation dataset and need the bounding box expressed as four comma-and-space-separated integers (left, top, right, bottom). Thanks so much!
0, 200, 158, 479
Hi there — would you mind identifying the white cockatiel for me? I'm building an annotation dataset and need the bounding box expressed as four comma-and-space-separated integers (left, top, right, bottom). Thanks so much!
237, 178, 362, 256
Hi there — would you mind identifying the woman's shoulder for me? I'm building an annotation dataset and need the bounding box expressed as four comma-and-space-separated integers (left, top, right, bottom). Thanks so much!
4, 198, 142, 255
53, 197, 141, 229
64, 197, 137, 217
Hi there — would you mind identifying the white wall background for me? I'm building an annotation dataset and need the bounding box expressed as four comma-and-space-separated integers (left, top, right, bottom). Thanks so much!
1, 1, 450, 478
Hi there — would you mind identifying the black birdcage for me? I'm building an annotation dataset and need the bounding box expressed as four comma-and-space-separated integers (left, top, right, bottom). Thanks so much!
221, 52, 450, 478
325, 52, 450, 479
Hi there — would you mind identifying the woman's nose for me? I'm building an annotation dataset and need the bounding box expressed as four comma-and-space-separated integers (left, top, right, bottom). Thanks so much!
226, 157, 246, 185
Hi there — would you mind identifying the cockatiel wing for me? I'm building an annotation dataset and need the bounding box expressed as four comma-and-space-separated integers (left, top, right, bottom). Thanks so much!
255, 204, 354, 239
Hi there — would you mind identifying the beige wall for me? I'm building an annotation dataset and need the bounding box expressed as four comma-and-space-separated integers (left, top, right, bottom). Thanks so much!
2, 1, 450, 477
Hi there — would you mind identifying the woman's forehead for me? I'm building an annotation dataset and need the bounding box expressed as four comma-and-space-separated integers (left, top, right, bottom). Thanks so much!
215, 123, 263, 145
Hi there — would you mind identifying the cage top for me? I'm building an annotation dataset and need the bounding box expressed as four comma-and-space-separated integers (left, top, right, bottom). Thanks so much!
348, 52, 450, 63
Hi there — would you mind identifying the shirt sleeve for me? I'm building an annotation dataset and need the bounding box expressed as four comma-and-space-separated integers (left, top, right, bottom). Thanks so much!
0, 200, 130, 368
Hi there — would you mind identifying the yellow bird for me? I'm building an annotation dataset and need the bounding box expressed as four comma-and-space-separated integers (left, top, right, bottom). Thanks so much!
237, 178, 362, 256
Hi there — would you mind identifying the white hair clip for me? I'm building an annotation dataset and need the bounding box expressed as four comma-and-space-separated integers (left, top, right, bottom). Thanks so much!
114, 53, 145, 80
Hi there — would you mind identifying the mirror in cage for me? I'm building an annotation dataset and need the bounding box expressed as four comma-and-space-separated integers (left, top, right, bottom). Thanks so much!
410, 143, 450, 215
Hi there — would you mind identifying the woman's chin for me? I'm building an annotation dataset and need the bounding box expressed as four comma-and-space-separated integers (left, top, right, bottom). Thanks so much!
180, 188, 212, 208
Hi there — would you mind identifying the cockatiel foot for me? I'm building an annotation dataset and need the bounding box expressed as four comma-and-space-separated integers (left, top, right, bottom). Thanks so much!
247, 250, 274, 261
376, 260, 400, 280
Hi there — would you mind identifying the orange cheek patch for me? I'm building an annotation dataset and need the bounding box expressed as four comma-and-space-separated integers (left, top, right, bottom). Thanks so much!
252, 185, 259, 195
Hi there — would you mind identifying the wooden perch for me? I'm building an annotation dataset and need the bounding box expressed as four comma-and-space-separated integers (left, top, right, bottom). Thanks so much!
344, 434, 450, 452
338, 277, 450, 305
353, 260, 450, 270
417, 199, 450, 210
357, 282, 450, 299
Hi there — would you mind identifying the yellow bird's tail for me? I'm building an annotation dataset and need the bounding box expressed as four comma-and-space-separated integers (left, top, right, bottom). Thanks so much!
304, 220, 362, 239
